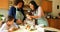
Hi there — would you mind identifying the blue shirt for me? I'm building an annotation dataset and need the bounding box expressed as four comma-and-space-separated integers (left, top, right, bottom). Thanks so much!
8, 6, 16, 19
8, 6, 26, 21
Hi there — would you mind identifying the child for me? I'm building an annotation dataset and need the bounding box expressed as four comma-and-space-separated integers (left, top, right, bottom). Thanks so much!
24, 12, 35, 26
0, 16, 18, 32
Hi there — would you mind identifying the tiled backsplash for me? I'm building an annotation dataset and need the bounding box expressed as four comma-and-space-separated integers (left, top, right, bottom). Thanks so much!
0, 9, 8, 17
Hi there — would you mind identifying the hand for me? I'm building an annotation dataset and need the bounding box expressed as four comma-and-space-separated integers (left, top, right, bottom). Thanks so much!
26, 14, 33, 20
8, 29, 13, 32
16, 19, 22, 25
29, 16, 33, 19
28, 16, 32, 20
13, 27, 18, 31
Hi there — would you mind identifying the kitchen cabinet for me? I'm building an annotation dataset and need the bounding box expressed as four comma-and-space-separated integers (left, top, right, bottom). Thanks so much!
47, 19, 60, 29
0, 0, 9, 10
0, 0, 14, 10
41, 0, 52, 12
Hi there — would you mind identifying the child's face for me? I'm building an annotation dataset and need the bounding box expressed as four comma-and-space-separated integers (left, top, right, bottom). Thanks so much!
7, 19, 14, 26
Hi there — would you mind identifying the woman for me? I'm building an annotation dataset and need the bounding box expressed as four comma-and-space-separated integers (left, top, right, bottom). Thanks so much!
29, 1, 48, 26
8, 0, 26, 23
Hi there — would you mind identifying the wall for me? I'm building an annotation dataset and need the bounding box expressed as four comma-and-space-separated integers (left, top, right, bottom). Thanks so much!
23, 0, 41, 6
0, 9, 8, 17
34, 0, 41, 6
52, 0, 60, 16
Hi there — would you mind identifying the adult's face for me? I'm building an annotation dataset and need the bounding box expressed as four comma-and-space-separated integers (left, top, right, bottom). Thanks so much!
17, 2, 23, 8
29, 3, 34, 10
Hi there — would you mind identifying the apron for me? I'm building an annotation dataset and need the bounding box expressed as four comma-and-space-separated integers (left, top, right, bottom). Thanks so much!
16, 7, 24, 21
33, 7, 48, 26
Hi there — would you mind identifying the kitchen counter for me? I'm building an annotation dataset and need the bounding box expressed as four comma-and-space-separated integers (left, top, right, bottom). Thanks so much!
47, 18, 60, 29
45, 27, 60, 32
14, 27, 60, 32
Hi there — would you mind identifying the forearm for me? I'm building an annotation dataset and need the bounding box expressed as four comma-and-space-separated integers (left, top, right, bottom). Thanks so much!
31, 16, 41, 19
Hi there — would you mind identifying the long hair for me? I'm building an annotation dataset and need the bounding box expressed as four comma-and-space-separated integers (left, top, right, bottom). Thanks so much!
30, 1, 38, 10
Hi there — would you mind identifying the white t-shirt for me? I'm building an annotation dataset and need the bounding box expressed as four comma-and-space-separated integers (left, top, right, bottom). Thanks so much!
0, 23, 18, 32
33, 7, 42, 16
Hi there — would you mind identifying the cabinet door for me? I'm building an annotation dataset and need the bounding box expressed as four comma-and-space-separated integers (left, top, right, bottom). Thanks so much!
41, 0, 52, 12
47, 19, 60, 29
47, 1, 52, 12
56, 19, 60, 29
47, 19, 57, 28
0, 0, 8, 9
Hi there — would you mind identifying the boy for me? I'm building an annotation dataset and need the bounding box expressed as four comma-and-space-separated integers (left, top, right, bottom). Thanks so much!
0, 16, 18, 32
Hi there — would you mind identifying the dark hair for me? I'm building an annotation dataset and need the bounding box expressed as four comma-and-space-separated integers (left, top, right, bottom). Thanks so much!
30, 1, 38, 10
7, 16, 14, 21
14, 0, 24, 7
59, 13, 60, 16
27, 12, 33, 16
